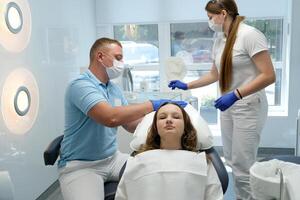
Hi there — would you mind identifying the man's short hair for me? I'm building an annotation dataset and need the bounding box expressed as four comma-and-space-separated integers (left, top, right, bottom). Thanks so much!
89, 38, 122, 60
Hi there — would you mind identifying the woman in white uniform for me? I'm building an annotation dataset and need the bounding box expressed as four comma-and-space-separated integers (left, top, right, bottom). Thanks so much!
115, 102, 223, 200
168, 0, 276, 199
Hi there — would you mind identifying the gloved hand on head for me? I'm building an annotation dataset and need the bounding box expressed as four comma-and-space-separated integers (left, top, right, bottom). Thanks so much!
168, 80, 188, 90
214, 91, 239, 111
150, 99, 188, 111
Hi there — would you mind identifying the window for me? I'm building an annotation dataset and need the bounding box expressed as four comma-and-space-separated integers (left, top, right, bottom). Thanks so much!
114, 24, 159, 65
170, 23, 214, 64
114, 24, 159, 92
244, 18, 284, 106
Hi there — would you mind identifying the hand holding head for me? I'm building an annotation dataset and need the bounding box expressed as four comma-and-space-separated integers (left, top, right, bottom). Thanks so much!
150, 99, 187, 111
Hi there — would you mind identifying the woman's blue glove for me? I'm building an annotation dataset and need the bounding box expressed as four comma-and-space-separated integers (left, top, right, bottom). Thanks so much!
150, 99, 188, 111
214, 91, 239, 111
168, 80, 188, 90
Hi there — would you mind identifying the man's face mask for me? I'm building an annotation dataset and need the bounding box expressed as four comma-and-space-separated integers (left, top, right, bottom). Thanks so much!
106, 59, 124, 79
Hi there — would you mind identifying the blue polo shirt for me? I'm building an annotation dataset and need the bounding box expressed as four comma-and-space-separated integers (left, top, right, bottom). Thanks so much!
58, 70, 128, 168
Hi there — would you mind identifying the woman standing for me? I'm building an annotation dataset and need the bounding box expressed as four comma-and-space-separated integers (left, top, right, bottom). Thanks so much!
168, 0, 275, 199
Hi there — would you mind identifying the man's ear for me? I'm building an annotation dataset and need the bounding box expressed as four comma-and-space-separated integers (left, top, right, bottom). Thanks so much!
96, 51, 104, 62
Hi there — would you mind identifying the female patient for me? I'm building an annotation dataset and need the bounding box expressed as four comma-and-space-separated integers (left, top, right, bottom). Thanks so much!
115, 102, 223, 200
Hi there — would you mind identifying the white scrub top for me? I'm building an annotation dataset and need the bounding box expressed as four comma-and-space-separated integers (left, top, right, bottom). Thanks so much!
115, 150, 223, 200
212, 22, 269, 96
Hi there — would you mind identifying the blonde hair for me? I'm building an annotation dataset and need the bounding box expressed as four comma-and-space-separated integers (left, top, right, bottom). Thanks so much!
205, 0, 245, 93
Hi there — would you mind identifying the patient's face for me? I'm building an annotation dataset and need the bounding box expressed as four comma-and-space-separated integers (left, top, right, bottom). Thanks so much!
156, 104, 185, 144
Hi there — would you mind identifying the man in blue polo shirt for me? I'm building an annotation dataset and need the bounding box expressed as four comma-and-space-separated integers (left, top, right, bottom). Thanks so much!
58, 38, 186, 200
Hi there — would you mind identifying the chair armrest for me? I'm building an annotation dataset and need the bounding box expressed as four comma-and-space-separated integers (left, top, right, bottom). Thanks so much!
205, 147, 229, 194
43, 135, 64, 166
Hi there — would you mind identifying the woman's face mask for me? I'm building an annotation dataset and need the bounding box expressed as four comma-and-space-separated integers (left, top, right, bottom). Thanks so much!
106, 59, 124, 79
208, 19, 223, 32
207, 12, 226, 32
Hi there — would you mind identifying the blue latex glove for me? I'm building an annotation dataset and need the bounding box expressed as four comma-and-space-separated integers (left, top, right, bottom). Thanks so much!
168, 80, 188, 90
150, 99, 188, 111
172, 100, 188, 108
214, 91, 239, 111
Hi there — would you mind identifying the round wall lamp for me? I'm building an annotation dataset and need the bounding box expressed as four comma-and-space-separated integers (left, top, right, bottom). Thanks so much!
1, 68, 39, 135
0, 0, 31, 53
5, 2, 23, 34
14, 86, 31, 116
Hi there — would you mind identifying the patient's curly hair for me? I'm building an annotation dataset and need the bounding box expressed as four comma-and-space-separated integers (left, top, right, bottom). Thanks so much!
137, 102, 198, 154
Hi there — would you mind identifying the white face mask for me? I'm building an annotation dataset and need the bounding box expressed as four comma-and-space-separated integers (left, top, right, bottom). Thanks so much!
106, 59, 124, 79
208, 19, 223, 32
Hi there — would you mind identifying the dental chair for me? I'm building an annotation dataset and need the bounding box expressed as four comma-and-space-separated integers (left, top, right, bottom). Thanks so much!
44, 104, 229, 199
44, 137, 228, 200
117, 104, 228, 200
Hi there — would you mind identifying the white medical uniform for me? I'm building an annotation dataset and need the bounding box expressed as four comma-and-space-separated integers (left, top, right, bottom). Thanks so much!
115, 150, 223, 200
212, 22, 269, 200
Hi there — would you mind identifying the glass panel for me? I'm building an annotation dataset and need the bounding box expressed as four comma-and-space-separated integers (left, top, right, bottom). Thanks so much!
245, 18, 284, 106
184, 70, 218, 124
245, 18, 283, 62
131, 70, 159, 92
265, 68, 282, 106
170, 22, 214, 64
114, 24, 159, 65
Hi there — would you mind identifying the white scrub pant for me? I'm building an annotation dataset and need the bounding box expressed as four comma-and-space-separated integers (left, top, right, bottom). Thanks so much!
58, 151, 128, 200
220, 92, 268, 200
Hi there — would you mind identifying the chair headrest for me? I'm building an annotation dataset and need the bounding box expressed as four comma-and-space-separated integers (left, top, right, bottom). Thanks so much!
130, 104, 213, 151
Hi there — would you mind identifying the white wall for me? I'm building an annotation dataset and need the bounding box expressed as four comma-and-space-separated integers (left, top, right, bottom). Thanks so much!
0, 0, 96, 199
96, 0, 287, 24
96, 0, 299, 149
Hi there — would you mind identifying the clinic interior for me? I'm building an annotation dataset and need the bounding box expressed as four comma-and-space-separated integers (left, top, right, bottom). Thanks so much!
0, 0, 299, 199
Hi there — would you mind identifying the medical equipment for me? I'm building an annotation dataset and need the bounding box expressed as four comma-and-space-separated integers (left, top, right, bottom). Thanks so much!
250, 156, 300, 200
121, 65, 133, 92
275, 168, 284, 200
163, 56, 193, 102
